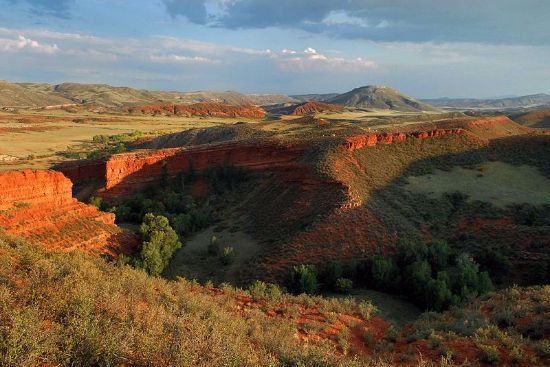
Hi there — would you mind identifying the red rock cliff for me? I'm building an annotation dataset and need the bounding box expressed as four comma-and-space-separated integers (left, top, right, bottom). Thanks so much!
344, 128, 466, 150
0, 170, 135, 255
101, 140, 314, 198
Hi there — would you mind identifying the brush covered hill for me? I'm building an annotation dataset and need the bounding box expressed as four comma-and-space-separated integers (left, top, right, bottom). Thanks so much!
7, 82, 295, 107
509, 109, 550, 128
123, 102, 266, 118
1, 232, 549, 366
325, 85, 440, 112
0, 80, 73, 107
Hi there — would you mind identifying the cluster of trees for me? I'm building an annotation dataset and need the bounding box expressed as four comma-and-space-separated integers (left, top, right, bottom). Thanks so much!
288, 240, 494, 311
111, 190, 214, 238
92, 162, 251, 275
364, 240, 493, 311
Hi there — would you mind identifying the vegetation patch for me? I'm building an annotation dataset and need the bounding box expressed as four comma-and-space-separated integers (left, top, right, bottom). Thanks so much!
405, 161, 550, 208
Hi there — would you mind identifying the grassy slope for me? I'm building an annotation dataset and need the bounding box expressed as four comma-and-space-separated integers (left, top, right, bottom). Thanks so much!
0, 233, 548, 366
349, 134, 550, 285
0, 233, 377, 367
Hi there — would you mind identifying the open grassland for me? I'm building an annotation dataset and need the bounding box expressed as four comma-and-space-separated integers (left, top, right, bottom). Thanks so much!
0, 108, 460, 172
0, 109, 260, 171
405, 161, 550, 208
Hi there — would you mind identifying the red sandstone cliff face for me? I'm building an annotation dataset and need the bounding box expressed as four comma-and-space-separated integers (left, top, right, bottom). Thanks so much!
344, 128, 466, 150
101, 140, 315, 198
125, 102, 266, 118
0, 170, 135, 255
55, 159, 107, 184
291, 101, 344, 115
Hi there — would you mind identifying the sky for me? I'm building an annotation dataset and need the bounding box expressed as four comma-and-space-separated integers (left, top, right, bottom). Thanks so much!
0, 0, 549, 98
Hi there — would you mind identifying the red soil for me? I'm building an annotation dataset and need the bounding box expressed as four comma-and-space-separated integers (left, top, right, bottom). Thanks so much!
291, 101, 344, 115
0, 170, 136, 255
125, 102, 266, 118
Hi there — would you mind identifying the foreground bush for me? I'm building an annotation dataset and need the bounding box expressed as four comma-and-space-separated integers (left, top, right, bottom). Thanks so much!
0, 234, 379, 367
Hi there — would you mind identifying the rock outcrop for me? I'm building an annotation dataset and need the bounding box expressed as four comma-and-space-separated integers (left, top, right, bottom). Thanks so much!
344, 128, 465, 150
125, 102, 266, 118
0, 170, 135, 254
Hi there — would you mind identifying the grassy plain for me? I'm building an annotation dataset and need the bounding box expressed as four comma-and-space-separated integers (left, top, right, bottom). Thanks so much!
0, 109, 258, 171
405, 161, 550, 208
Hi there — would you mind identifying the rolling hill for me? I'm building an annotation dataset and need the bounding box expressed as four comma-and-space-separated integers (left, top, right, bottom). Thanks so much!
0, 81, 295, 107
423, 94, 550, 110
325, 85, 440, 112
0, 80, 73, 107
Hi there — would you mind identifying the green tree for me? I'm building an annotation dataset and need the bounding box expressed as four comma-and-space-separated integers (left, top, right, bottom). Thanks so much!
404, 259, 432, 301
136, 213, 182, 276
425, 278, 452, 311
395, 239, 428, 268
369, 255, 400, 291
289, 265, 317, 295
426, 240, 450, 272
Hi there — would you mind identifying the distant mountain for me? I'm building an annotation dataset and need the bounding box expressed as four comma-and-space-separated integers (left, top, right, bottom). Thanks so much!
0, 81, 295, 107
290, 93, 339, 102
0, 80, 73, 107
422, 94, 550, 110
325, 85, 440, 112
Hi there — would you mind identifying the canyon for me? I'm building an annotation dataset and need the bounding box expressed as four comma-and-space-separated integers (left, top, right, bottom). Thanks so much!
3, 115, 546, 282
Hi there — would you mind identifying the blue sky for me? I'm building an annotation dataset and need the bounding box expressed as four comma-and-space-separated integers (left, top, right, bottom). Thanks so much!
0, 0, 549, 98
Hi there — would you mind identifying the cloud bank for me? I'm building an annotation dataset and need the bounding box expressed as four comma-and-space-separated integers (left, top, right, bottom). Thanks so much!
162, 0, 550, 45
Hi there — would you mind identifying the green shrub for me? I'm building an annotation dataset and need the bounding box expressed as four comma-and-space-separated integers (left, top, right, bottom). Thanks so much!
88, 196, 108, 211
510, 346, 524, 363
247, 280, 283, 302
478, 344, 500, 364
220, 246, 235, 265
208, 235, 221, 256
535, 339, 550, 358
134, 213, 182, 276
288, 265, 317, 295
335, 278, 353, 293
369, 255, 400, 291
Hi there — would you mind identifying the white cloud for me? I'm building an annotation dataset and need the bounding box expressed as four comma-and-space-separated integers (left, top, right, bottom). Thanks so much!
149, 54, 220, 64
0, 35, 59, 53
276, 47, 377, 73
322, 10, 369, 27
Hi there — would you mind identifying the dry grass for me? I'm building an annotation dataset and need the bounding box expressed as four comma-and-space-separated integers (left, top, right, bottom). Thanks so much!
0, 109, 260, 171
